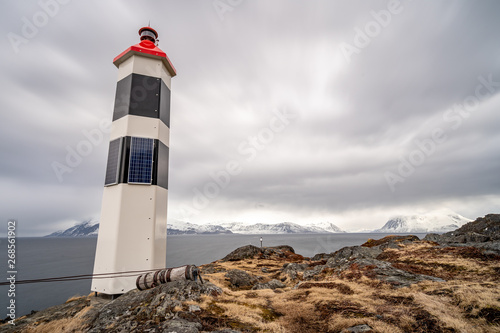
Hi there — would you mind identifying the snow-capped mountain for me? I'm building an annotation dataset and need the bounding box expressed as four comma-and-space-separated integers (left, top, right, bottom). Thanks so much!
45, 218, 99, 237
46, 219, 344, 237
217, 221, 344, 234
374, 209, 472, 233
218, 222, 311, 234
305, 221, 345, 233
168, 220, 344, 235
167, 219, 233, 235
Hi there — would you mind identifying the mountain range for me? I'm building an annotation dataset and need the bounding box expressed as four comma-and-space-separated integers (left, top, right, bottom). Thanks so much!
45, 209, 473, 237
47, 219, 345, 237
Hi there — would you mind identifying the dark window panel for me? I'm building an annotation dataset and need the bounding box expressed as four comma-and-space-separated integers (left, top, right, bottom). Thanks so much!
129, 74, 161, 119
112, 73, 161, 122
112, 75, 132, 121
159, 80, 171, 128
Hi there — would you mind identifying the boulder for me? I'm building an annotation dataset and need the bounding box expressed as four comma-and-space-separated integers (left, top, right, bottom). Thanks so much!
361, 235, 420, 249
282, 262, 309, 280
252, 279, 286, 290
222, 245, 262, 261
303, 265, 325, 280
311, 253, 334, 261
423, 233, 441, 242
261, 245, 297, 259
221, 245, 297, 261
342, 324, 373, 332
225, 269, 258, 289
326, 246, 382, 268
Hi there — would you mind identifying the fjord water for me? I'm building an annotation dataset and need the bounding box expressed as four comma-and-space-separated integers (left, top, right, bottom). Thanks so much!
0, 233, 426, 318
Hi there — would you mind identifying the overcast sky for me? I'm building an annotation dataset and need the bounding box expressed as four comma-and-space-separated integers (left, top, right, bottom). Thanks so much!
1, 0, 499, 236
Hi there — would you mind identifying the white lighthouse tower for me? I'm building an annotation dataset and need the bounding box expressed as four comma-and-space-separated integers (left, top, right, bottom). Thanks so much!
92, 27, 176, 295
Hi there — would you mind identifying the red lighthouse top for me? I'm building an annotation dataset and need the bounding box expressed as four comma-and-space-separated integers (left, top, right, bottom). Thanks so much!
113, 26, 177, 77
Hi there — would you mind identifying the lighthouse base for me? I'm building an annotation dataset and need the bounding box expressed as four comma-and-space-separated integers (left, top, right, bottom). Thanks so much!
91, 184, 167, 294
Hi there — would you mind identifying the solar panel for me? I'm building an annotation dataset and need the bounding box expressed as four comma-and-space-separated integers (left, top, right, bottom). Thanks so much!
104, 138, 122, 186
128, 137, 154, 184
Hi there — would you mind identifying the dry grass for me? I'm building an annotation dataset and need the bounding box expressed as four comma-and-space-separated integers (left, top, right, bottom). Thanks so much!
64, 295, 84, 303
23, 318, 85, 333
196, 241, 500, 332
378, 243, 500, 282
23, 302, 93, 333
14, 241, 500, 332
327, 314, 403, 333
413, 292, 484, 333
451, 282, 500, 312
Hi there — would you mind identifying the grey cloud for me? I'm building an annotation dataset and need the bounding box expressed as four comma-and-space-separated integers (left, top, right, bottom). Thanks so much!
1, 0, 499, 235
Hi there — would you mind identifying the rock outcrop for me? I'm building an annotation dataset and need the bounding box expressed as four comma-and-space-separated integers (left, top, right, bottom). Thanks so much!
225, 269, 259, 290
312, 236, 445, 287
221, 236, 448, 289
222, 245, 297, 261
282, 262, 309, 280
3, 281, 222, 333
425, 214, 500, 254
252, 279, 286, 290
221, 245, 262, 261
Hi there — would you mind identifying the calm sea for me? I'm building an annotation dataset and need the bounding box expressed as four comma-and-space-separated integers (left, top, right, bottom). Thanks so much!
0, 233, 426, 318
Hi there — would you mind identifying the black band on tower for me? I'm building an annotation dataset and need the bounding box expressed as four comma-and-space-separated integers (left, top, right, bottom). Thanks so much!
112, 73, 171, 127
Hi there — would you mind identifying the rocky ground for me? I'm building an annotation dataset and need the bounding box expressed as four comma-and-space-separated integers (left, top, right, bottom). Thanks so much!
1, 214, 499, 332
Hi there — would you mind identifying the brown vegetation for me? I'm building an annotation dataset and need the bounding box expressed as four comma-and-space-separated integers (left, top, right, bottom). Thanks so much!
194, 241, 500, 332
362, 235, 420, 248
3, 240, 500, 332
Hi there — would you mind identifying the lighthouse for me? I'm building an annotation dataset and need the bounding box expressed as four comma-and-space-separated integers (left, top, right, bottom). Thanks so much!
92, 27, 176, 295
